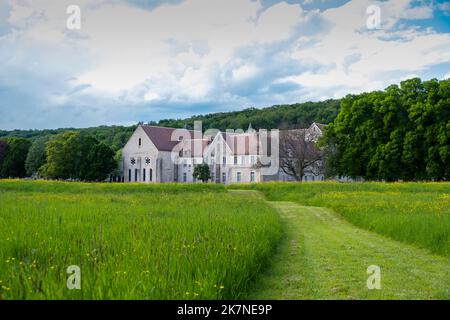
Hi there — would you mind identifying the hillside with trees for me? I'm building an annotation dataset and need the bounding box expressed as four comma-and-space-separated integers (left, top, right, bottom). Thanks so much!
0, 100, 340, 152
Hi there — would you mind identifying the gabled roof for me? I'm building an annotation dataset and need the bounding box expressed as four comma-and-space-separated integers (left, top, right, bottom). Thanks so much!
140, 125, 201, 152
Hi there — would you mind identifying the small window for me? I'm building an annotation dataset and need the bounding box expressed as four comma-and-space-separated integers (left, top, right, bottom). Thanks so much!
179, 136, 183, 141
138, 138, 142, 146
222, 172, 226, 183
128, 169, 131, 182
135, 169, 138, 182
237, 172, 241, 182
131, 158, 136, 165
150, 169, 153, 182
223, 157, 226, 165
183, 172, 187, 182
250, 171, 255, 182
234, 156, 238, 165
145, 157, 150, 165
143, 168, 146, 182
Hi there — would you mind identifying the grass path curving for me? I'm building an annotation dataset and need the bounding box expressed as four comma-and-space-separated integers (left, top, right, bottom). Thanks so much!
248, 201, 450, 300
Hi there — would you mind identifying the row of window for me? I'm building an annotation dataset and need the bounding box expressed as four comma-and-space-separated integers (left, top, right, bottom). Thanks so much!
128, 168, 153, 182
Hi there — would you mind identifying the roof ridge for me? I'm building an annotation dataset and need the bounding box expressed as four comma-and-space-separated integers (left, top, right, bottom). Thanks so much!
140, 124, 201, 132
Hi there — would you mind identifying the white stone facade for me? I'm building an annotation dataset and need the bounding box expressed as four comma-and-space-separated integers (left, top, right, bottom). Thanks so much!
121, 123, 326, 184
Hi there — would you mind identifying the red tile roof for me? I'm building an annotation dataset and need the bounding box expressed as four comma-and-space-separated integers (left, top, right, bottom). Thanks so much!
140, 125, 202, 152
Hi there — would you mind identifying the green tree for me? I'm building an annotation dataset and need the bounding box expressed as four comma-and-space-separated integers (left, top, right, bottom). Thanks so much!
322, 77, 450, 181
0, 140, 8, 168
40, 131, 116, 181
192, 163, 211, 183
0, 138, 31, 178
83, 142, 116, 181
25, 136, 50, 177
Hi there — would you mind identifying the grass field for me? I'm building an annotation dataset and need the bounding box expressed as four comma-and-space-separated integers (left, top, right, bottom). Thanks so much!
247, 201, 449, 299
0, 180, 281, 299
1, 180, 449, 300
230, 182, 450, 257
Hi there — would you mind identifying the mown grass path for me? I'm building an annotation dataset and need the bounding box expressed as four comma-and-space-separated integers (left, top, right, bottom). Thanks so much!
248, 201, 450, 299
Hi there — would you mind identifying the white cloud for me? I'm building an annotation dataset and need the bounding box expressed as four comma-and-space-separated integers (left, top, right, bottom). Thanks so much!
288, 0, 450, 97
1, 0, 450, 129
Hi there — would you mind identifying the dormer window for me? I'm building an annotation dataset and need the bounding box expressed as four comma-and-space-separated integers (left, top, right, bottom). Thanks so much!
178, 136, 183, 141
138, 138, 142, 146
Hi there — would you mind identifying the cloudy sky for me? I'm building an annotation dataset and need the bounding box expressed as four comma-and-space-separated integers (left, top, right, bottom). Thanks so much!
0, 0, 449, 130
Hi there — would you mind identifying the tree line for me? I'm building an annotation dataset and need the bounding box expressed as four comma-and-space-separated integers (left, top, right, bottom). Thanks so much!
0, 132, 116, 181
321, 78, 449, 181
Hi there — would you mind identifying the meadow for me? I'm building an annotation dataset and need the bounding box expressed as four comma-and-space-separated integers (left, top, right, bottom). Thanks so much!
230, 182, 450, 257
0, 180, 281, 299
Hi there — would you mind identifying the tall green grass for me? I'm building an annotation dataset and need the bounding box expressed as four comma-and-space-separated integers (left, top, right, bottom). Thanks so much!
230, 182, 450, 256
0, 180, 281, 299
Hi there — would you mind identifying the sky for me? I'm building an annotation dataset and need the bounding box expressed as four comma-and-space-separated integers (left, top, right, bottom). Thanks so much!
0, 0, 449, 130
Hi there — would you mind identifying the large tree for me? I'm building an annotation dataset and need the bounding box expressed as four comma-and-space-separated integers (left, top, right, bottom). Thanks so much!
322, 77, 450, 181
40, 131, 116, 181
0, 140, 8, 167
279, 129, 323, 181
25, 136, 50, 177
0, 138, 31, 178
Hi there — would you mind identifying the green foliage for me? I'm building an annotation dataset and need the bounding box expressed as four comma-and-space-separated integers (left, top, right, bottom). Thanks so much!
0, 138, 31, 178
40, 132, 116, 181
0, 181, 281, 299
322, 78, 450, 181
0, 125, 136, 153
25, 136, 50, 176
0, 140, 8, 167
158, 100, 340, 131
84, 142, 116, 181
192, 163, 211, 182
0, 100, 339, 153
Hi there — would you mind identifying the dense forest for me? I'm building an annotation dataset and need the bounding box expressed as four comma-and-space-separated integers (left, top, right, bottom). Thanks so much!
0, 100, 340, 152
322, 78, 450, 181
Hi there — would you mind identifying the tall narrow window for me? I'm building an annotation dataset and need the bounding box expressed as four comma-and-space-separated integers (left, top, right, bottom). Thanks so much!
143, 168, 146, 182
150, 169, 153, 182
222, 172, 226, 183
138, 138, 142, 146
128, 169, 131, 182
183, 172, 187, 182
223, 157, 226, 165
237, 172, 241, 182
234, 156, 238, 165
250, 171, 255, 182
135, 169, 138, 182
